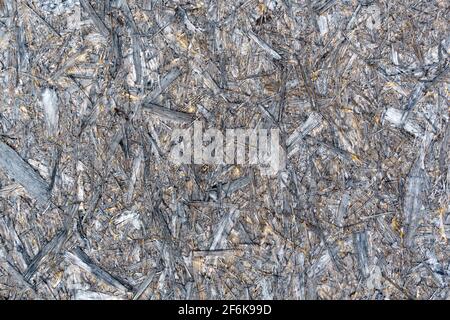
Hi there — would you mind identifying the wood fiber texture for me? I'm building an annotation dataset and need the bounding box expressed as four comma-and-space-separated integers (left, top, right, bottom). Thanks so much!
0, 0, 449, 299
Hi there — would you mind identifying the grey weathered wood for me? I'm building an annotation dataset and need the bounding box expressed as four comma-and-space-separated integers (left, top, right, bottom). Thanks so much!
65, 247, 133, 292
1, 0, 449, 300
79, 0, 110, 37
0, 142, 51, 205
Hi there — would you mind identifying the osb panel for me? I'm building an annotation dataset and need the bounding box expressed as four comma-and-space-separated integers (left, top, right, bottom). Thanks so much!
0, 0, 449, 300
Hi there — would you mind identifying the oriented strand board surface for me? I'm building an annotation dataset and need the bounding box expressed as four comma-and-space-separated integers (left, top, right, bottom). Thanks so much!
0, 0, 449, 299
